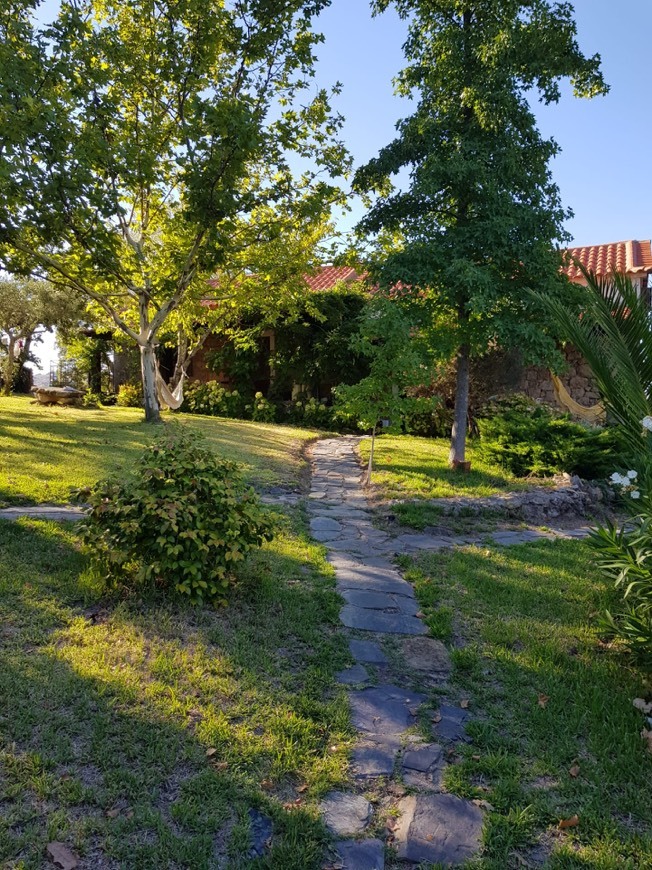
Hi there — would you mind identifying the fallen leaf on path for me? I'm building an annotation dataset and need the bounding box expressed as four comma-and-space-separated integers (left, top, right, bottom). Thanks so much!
386, 817, 398, 832
416, 611, 425, 619
213, 761, 229, 771
569, 764, 580, 778
297, 784, 308, 793
460, 699, 470, 709
46, 842, 79, 870
260, 779, 274, 790
537, 693, 550, 708
205, 747, 217, 757
431, 713, 442, 723
472, 799, 494, 812
558, 815, 579, 829
106, 808, 120, 818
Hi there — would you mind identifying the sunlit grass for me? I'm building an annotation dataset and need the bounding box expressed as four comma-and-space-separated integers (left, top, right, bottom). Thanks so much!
0, 395, 319, 505
359, 434, 547, 502
0, 515, 351, 868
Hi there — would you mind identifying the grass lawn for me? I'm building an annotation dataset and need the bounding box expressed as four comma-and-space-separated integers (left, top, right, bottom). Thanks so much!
358, 434, 547, 503
403, 540, 652, 869
0, 396, 319, 505
0, 513, 352, 869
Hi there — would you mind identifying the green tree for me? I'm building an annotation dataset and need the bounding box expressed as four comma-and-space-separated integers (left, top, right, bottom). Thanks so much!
355, 0, 607, 467
0, 0, 347, 421
0, 277, 81, 395
335, 297, 433, 482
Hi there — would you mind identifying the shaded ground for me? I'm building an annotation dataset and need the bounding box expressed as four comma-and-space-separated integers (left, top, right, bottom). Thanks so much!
0, 514, 350, 869
0, 397, 318, 506
404, 540, 652, 868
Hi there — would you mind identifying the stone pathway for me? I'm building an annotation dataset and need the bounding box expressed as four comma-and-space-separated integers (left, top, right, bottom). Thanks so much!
310, 436, 597, 868
311, 437, 487, 870
0, 505, 85, 522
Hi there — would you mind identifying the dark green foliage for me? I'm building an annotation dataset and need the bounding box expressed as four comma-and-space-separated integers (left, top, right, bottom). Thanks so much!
591, 519, 652, 666
269, 288, 370, 399
478, 394, 626, 478
541, 269, 652, 456
78, 429, 273, 604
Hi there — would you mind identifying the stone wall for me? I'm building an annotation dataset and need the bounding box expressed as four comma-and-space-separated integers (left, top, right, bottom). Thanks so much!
519, 346, 601, 411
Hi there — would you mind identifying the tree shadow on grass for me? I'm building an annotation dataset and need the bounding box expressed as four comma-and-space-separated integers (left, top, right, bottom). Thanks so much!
413, 541, 652, 869
0, 518, 349, 869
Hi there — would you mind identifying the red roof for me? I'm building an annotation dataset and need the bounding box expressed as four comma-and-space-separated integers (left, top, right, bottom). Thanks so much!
304, 265, 363, 291
564, 240, 652, 282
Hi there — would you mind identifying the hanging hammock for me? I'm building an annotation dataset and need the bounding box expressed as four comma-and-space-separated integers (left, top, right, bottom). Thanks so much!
156, 365, 186, 411
550, 372, 605, 425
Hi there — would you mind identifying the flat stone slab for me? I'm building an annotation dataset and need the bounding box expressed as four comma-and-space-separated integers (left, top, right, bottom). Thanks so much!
394, 794, 483, 866
0, 505, 85, 522
310, 516, 343, 532
247, 808, 273, 858
319, 792, 371, 836
341, 589, 420, 616
352, 740, 399, 777
334, 838, 385, 870
433, 704, 471, 742
402, 744, 443, 773
335, 664, 369, 685
340, 605, 427, 635
336, 572, 415, 598
400, 636, 452, 676
349, 639, 388, 665
350, 685, 426, 736
402, 743, 445, 789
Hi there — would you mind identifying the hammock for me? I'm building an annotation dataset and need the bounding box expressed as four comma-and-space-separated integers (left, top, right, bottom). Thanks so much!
550, 372, 605, 425
156, 366, 186, 411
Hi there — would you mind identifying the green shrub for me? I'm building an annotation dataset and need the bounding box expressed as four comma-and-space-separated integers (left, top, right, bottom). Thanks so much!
477, 394, 627, 478
116, 382, 142, 407
182, 380, 246, 418
77, 429, 274, 604
591, 516, 652, 666
248, 392, 276, 423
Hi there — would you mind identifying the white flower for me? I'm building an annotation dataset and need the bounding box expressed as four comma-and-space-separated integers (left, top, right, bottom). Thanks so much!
627, 470, 638, 480
642, 416, 652, 432
631, 490, 641, 499
610, 472, 625, 485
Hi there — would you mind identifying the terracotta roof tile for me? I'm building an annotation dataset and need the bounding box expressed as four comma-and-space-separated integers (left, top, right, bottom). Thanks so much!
564, 240, 652, 282
303, 265, 363, 291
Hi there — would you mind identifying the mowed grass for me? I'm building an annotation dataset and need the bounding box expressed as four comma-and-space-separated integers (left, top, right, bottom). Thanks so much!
0, 396, 319, 505
0, 514, 352, 869
405, 540, 652, 869
358, 434, 546, 502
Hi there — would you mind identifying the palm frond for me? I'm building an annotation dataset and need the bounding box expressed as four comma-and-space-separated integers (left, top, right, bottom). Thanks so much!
540, 266, 652, 453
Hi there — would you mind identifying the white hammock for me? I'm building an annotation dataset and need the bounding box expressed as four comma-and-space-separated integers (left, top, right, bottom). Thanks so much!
156, 366, 186, 411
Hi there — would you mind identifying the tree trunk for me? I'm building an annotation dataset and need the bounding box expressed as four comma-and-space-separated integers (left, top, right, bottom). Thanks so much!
449, 343, 470, 468
140, 342, 161, 423
2, 335, 16, 396
89, 340, 103, 393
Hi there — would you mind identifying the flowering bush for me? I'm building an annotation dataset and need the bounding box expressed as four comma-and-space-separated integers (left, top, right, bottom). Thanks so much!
249, 392, 276, 423
181, 381, 245, 418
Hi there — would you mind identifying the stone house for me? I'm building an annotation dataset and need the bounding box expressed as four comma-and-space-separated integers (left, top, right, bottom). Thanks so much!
187, 240, 652, 412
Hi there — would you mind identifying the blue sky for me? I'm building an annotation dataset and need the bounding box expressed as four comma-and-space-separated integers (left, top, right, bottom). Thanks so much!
313, 0, 652, 247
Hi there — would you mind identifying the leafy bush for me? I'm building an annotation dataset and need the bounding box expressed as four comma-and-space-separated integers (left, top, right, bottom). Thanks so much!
181, 380, 246, 418
248, 392, 276, 423
77, 429, 274, 604
116, 382, 142, 407
590, 518, 652, 666
477, 394, 626, 478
